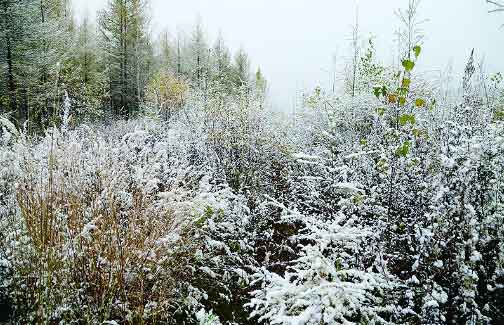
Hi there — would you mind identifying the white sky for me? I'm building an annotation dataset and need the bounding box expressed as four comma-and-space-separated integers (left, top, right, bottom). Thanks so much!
73, 0, 504, 110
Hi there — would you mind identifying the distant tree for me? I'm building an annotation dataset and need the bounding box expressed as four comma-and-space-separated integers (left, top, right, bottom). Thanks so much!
146, 71, 187, 120
211, 32, 231, 84
189, 17, 209, 88
343, 2, 360, 97
0, 0, 75, 130
157, 29, 174, 73
350, 4, 360, 97
232, 47, 250, 89
65, 15, 106, 119
357, 38, 386, 93
32, 0, 74, 125
98, 0, 152, 118
254, 67, 267, 107
0, 0, 30, 121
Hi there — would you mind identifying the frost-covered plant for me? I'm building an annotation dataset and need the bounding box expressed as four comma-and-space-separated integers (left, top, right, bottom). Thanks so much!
253, 23, 504, 323
407, 120, 504, 323
2, 2, 504, 323
195, 308, 222, 325
0, 117, 253, 323
248, 209, 396, 324
247, 146, 401, 324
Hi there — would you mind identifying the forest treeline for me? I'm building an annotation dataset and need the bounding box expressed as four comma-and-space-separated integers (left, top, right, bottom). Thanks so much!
1, 0, 504, 324
0, 0, 267, 130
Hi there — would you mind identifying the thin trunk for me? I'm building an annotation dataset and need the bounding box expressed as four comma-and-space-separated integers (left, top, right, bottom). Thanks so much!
119, 1, 127, 117
136, 3, 142, 108
351, 4, 359, 97
22, 88, 28, 130
137, 49, 140, 109
40, 0, 49, 126
83, 26, 89, 85
351, 62, 357, 97
4, 14, 17, 116
123, 5, 128, 118
197, 54, 201, 87
136, 39, 141, 109
177, 38, 181, 76
83, 51, 89, 85
40, 0, 44, 23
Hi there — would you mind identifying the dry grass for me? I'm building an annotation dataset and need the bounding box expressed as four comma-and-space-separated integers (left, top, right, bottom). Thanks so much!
8, 148, 202, 323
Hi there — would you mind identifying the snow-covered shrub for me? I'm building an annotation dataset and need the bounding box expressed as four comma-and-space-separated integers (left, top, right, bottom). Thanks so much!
1, 9, 504, 323
251, 46, 504, 322
246, 140, 401, 324
248, 208, 396, 324
195, 308, 222, 325
405, 120, 504, 323
0, 118, 253, 323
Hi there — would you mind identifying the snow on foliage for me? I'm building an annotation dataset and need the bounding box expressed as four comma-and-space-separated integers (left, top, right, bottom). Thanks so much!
1, 2, 504, 323
0, 115, 255, 323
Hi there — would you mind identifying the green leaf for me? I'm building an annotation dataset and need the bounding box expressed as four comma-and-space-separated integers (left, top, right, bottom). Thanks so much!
382, 85, 388, 96
398, 222, 406, 232
205, 206, 214, 217
373, 86, 381, 98
399, 114, 416, 126
195, 215, 207, 227
399, 97, 406, 106
396, 140, 411, 157
413, 45, 421, 58
402, 60, 415, 72
494, 110, 504, 121
352, 193, 364, 205
430, 98, 437, 111
415, 98, 426, 107
229, 241, 241, 252
335, 259, 342, 271
397, 87, 409, 96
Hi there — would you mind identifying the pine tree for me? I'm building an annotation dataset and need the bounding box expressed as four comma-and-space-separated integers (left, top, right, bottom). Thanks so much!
0, 0, 74, 130
211, 32, 231, 84
98, 0, 151, 118
0, 0, 38, 125
232, 47, 250, 89
66, 14, 106, 118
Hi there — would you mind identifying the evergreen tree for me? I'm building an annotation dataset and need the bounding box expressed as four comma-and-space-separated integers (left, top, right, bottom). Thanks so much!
98, 0, 151, 118
232, 47, 250, 89
66, 15, 106, 119
0, 0, 32, 121
189, 17, 208, 88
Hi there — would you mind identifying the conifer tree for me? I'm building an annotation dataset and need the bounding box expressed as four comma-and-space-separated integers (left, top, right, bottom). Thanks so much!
98, 0, 151, 118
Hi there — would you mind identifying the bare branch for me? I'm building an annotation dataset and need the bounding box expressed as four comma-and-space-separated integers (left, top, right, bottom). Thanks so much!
487, 0, 504, 13
487, 0, 504, 7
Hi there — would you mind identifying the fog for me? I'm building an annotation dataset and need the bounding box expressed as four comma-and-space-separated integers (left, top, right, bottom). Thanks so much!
73, 0, 504, 110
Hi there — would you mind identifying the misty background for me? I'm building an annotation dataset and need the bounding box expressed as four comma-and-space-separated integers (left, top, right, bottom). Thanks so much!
66, 0, 504, 109
3, 0, 504, 323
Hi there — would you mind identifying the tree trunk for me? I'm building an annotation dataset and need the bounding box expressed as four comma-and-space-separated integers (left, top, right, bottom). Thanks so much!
122, 3, 129, 118
3, 1, 17, 118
